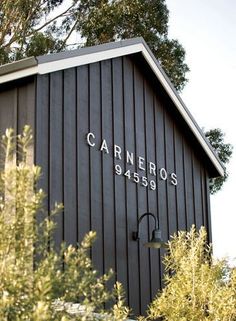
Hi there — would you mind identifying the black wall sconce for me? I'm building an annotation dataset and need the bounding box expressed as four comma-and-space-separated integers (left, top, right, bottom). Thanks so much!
132, 212, 166, 249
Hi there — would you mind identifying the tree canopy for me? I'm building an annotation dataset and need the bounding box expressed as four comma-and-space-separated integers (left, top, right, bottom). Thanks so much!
0, 0, 189, 91
0, 0, 232, 192
205, 128, 233, 194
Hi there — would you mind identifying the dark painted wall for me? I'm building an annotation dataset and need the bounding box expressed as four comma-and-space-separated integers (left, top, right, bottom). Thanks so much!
0, 78, 35, 136
34, 55, 212, 316
0, 55, 212, 316
0, 78, 35, 164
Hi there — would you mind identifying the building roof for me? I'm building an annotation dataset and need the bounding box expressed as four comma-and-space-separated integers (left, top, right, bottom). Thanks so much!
0, 37, 224, 177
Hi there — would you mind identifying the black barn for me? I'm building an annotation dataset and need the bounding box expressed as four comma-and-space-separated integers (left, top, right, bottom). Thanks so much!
0, 38, 223, 316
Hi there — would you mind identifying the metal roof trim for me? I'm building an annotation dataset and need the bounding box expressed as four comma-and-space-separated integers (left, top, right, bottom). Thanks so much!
0, 38, 224, 177
0, 57, 38, 76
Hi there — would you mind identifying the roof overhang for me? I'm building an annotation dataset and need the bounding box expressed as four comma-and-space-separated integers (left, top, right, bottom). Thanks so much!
0, 37, 224, 177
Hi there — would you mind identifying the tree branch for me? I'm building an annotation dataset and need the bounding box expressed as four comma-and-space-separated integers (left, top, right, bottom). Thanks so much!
59, 19, 78, 50
1, 2, 76, 50
33, 3, 75, 33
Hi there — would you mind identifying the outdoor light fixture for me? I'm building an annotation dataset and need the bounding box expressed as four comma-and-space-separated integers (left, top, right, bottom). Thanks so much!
132, 212, 166, 249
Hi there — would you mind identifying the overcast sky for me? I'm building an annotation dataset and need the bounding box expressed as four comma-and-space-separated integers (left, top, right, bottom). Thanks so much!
165, 0, 236, 261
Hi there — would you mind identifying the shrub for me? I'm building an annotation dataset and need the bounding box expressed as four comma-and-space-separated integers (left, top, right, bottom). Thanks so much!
146, 226, 236, 321
0, 126, 129, 321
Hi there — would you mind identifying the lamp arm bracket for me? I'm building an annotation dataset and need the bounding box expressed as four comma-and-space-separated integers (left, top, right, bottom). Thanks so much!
133, 212, 159, 241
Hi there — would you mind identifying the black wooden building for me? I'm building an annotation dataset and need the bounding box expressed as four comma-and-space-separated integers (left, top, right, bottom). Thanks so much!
0, 38, 223, 316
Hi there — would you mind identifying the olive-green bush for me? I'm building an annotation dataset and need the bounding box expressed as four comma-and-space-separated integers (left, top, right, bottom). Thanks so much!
0, 126, 129, 321
145, 226, 236, 321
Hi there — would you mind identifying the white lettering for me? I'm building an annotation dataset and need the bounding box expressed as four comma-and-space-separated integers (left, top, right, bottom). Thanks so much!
114, 145, 122, 159
170, 173, 178, 186
100, 139, 109, 154
138, 157, 145, 171
87, 132, 95, 147
149, 162, 156, 176
159, 168, 167, 180
126, 151, 134, 165
86, 132, 177, 189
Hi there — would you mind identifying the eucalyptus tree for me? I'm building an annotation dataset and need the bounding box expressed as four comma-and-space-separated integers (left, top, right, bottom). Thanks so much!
0, 0, 232, 192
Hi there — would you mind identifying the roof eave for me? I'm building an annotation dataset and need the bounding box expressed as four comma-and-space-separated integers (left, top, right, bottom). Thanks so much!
138, 43, 224, 177
0, 38, 224, 177
0, 57, 38, 76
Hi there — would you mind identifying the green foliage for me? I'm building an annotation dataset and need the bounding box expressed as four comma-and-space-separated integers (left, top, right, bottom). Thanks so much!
0, 1, 230, 191
146, 226, 236, 321
0, 0, 189, 91
0, 126, 129, 321
205, 128, 233, 194
77, 0, 189, 91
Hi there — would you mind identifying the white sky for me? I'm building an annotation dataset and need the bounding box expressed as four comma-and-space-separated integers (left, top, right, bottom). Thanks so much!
166, 0, 236, 261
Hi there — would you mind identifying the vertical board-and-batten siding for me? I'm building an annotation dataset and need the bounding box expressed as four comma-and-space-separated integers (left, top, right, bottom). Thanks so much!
34, 55, 211, 316
0, 79, 35, 165
0, 80, 35, 135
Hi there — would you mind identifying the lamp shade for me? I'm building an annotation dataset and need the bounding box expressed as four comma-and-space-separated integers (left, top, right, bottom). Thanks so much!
144, 229, 166, 249
133, 212, 166, 249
